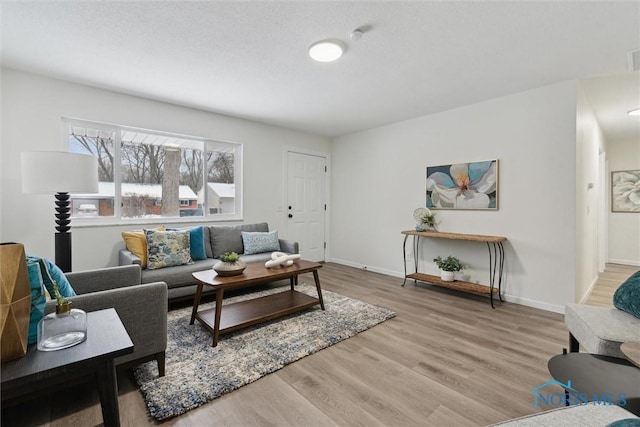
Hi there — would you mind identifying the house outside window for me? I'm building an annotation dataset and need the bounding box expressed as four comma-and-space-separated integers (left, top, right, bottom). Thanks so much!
64, 118, 242, 224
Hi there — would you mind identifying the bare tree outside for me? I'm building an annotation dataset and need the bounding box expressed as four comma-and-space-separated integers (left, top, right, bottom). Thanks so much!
162, 148, 181, 216
181, 149, 204, 194
121, 142, 164, 184
121, 193, 149, 218
70, 134, 114, 182
209, 152, 234, 183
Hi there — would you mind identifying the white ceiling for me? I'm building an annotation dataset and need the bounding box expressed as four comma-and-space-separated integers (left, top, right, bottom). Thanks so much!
1, 1, 639, 139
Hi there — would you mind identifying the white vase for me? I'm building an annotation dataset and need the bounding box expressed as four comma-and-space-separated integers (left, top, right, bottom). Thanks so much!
440, 270, 455, 282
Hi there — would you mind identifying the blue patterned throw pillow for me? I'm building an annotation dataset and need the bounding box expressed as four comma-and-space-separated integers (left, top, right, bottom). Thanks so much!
145, 229, 193, 270
613, 270, 640, 318
241, 230, 280, 255
167, 226, 206, 260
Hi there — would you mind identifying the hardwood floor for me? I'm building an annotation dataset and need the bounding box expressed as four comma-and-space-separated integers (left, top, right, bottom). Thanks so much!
584, 263, 638, 307
1, 263, 569, 427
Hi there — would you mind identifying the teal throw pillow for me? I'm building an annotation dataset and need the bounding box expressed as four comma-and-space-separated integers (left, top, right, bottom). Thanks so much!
241, 230, 280, 255
25, 259, 46, 345
168, 226, 206, 260
606, 419, 640, 427
145, 229, 193, 270
613, 270, 640, 318
26, 255, 76, 298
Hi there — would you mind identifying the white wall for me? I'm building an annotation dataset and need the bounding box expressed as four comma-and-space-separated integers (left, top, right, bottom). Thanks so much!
331, 81, 578, 312
1, 68, 331, 270
608, 137, 640, 265
575, 83, 606, 301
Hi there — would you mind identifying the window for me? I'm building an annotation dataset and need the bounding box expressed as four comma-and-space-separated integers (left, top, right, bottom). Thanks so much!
64, 118, 242, 223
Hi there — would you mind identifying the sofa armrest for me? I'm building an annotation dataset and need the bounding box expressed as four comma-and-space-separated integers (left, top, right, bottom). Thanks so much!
279, 239, 299, 254
45, 282, 168, 363
65, 265, 141, 295
119, 249, 142, 266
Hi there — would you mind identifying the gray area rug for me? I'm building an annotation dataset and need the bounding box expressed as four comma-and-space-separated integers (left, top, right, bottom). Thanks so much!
134, 283, 396, 420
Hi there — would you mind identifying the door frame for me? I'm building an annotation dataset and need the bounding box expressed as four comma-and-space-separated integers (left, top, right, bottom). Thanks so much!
597, 152, 608, 271
283, 147, 331, 261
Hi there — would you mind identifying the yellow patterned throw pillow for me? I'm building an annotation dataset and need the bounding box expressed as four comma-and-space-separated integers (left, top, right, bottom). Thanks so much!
145, 229, 193, 270
121, 225, 166, 269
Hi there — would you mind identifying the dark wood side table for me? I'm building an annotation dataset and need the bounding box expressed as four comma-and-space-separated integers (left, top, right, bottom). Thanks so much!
1, 308, 133, 427
548, 352, 640, 416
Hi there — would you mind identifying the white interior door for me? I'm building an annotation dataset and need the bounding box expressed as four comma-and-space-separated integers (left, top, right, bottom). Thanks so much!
287, 151, 326, 261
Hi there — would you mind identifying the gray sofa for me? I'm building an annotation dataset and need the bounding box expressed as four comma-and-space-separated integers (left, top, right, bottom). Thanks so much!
119, 222, 298, 301
45, 264, 167, 376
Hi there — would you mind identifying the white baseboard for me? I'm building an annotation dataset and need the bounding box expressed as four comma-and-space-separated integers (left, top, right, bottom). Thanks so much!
328, 258, 404, 279
578, 276, 600, 305
608, 258, 640, 267
501, 294, 565, 314
328, 258, 565, 314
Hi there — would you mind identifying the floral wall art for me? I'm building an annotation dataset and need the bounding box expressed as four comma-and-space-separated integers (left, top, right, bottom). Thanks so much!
426, 160, 498, 210
611, 170, 640, 213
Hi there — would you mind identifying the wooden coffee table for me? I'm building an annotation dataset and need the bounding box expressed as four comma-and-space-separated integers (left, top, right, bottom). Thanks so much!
190, 260, 325, 346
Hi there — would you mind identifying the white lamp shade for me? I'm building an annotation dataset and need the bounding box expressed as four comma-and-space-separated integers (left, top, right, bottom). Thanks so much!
21, 151, 99, 194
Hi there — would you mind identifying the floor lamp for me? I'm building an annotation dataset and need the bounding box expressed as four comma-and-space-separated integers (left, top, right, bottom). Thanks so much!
21, 151, 98, 272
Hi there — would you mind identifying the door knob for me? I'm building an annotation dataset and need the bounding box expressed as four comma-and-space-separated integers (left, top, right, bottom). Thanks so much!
288, 214, 293, 218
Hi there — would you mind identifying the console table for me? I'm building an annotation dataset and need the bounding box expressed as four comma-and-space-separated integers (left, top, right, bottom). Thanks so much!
1, 308, 133, 427
401, 230, 507, 308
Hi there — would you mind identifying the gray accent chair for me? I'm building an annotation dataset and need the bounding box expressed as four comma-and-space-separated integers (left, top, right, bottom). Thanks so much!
119, 222, 299, 302
45, 264, 167, 377
565, 303, 640, 358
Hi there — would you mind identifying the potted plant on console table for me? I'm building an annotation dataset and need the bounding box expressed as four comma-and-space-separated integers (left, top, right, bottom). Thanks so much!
433, 255, 464, 282
213, 251, 247, 277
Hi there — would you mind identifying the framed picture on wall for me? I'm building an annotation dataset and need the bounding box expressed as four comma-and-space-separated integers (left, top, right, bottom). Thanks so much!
426, 159, 498, 210
611, 170, 640, 213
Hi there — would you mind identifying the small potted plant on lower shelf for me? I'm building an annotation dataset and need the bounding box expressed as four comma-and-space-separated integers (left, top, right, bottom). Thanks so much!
433, 255, 464, 282
213, 251, 247, 276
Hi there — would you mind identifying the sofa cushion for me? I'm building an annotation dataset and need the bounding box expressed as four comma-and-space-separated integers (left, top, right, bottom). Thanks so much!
203, 226, 213, 259
141, 259, 215, 288
209, 223, 269, 258
565, 303, 640, 358
168, 226, 207, 261
613, 270, 640, 318
241, 230, 280, 255
145, 229, 193, 270
239, 252, 276, 264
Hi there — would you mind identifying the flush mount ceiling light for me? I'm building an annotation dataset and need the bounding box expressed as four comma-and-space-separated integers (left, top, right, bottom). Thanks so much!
628, 108, 640, 116
308, 40, 344, 62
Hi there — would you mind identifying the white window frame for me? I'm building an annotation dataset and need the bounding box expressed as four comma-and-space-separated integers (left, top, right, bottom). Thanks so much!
62, 117, 243, 226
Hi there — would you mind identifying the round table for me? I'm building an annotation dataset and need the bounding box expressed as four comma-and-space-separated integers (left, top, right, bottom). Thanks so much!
621, 341, 640, 368
547, 353, 640, 416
